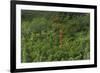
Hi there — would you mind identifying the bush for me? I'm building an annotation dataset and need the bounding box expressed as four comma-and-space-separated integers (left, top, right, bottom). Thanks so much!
21, 10, 90, 63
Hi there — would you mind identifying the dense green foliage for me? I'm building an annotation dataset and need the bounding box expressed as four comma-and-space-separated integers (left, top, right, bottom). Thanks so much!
21, 10, 90, 63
